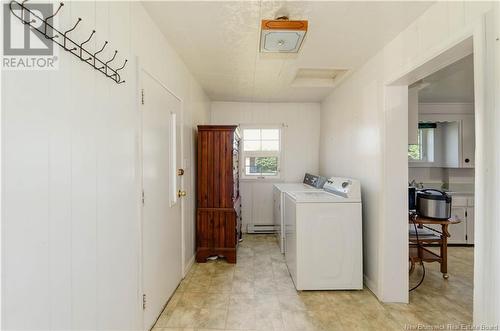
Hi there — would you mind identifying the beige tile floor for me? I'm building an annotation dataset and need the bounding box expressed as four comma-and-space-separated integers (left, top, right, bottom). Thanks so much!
153, 234, 473, 331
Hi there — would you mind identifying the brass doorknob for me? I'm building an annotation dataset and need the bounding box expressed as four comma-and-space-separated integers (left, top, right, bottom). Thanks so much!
177, 190, 187, 197
177, 168, 185, 176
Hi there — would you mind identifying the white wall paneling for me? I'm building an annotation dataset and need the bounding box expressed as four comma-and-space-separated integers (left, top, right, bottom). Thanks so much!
408, 87, 419, 145
473, 6, 500, 326
381, 86, 410, 303
319, 3, 498, 322
408, 167, 445, 184
1, 2, 210, 330
419, 102, 474, 114
211, 102, 320, 231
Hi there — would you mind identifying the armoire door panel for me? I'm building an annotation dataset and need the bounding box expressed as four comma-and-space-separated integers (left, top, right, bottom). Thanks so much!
207, 130, 214, 207
213, 132, 221, 207
196, 126, 240, 263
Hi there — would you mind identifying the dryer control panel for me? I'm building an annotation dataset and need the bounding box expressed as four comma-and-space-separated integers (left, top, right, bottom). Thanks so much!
303, 173, 327, 188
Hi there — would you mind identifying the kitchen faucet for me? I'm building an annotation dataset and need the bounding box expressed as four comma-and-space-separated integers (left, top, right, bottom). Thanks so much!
409, 179, 424, 189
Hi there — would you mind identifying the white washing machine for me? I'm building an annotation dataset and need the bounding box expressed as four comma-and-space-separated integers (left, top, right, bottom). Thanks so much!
283, 177, 363, 290
273, 174, 326, 253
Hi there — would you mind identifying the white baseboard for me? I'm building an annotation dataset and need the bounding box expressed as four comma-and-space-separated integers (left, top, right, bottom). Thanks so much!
183, 255, 195, 278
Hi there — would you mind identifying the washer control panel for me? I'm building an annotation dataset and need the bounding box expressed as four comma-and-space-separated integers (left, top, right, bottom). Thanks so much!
323, 177, 361, 199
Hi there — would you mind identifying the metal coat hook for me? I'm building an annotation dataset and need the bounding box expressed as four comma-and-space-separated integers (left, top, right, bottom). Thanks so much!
115, 59, 128, 73
44, 2, 63, 36
9, 0, 127, 84
93, 41, 108, 70
81, 30, 95, 48
113, 59, 128, 82
12, 0, 34, 25
93, 41, 107, 59
63, 18, 81, 51
104, 50, 117, 75
80, 30, 95, 61
64, 18, 81, 35
105, 50, 118, 65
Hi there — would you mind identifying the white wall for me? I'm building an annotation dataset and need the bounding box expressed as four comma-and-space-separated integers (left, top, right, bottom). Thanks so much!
319, 1, 497, 315
408, 167, 445, 184
1, 2, 209, 330
183, 80, 210, 272
474, 5, 500, 326
408, 168, 475, 186
319, 69, 385, 299
211, 102, 320, 230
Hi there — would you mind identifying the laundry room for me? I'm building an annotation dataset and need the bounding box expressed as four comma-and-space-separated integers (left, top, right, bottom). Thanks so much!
1, 1, 500, 331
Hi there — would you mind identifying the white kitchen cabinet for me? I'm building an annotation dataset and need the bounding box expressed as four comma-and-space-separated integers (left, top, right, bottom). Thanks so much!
440, 117, 474, 168
441, 121, 461, 168
461, 115, 475, 168
448, 206, 467, 244
444, 195, 474, 245
466, 206, 474, 244
452, 195, 467, 206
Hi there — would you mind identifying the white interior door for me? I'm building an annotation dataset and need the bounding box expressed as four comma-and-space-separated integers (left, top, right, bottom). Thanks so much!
141, 70, 182, 330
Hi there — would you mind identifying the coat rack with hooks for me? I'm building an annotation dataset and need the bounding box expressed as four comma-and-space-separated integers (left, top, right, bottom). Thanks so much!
9, 0, 128, 84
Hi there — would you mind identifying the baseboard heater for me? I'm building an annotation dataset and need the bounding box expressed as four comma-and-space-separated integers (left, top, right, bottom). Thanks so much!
247, 224, 276, 234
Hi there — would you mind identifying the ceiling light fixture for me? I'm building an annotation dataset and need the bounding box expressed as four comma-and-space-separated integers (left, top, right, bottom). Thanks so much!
260, 17, 308, 53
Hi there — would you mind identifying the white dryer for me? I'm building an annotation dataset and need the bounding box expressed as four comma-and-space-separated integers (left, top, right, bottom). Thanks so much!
283, 177, 363, 290
273, 174, 326, 253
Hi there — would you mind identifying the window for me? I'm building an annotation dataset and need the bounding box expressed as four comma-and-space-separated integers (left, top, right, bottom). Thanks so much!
408, 126, 435, 162
241, 127, 281, 178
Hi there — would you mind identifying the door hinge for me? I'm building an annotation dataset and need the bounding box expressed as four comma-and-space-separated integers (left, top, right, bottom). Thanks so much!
466, 235, 468, 240
141, 190, 145, 205
142, 294, 146, 310
141, 89, 145, 105
465, 210, 468, 217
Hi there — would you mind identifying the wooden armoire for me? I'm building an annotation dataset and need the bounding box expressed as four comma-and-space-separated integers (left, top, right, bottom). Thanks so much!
196, 125, 241, 263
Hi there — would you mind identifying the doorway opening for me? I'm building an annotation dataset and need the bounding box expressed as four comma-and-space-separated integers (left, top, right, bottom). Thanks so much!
381, 9, 493, 323
407, 53, 475, 320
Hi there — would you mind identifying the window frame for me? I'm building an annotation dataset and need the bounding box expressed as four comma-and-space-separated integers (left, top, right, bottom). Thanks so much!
240, 125, 283, 180
408, 127, 435, 164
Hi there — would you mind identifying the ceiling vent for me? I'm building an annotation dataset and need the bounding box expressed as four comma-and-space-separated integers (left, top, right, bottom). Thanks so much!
291, 68, 349, 88
260, 17, 308, 53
